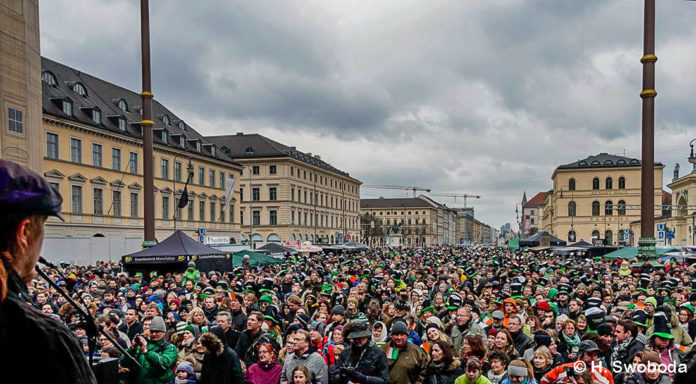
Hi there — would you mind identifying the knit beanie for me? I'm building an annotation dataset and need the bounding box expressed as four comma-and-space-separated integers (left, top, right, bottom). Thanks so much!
508, 360, 528, 377
176, 361, 194, 375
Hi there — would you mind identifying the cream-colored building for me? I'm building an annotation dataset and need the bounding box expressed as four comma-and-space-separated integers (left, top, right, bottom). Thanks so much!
40, 58, 242, 241
0, 0, 42, 171
208, 133, 361, 245
544, 153, 663, 245
630, 161, 696, 246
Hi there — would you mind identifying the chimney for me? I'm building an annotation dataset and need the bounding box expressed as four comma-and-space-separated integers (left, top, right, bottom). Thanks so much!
236, 132, 243, 136
314, 155, 321, 160
306, 152, 312, 157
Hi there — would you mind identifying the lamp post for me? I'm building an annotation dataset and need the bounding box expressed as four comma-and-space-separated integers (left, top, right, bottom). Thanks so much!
246, 147, 255, 249
688, 139, 696, 245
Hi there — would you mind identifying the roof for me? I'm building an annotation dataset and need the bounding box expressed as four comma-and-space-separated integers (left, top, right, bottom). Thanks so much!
41, 57, 239, 166
360, 197, 433, 209
523, 192, 547, 207
207, 133, 357, 181
557, 153, 661, 170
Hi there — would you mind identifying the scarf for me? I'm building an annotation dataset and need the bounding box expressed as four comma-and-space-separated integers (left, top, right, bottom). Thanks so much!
610, 336, 633, 365
562, 331, 581, 352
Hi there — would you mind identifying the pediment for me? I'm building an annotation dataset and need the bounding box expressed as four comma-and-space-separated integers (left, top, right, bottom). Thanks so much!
90, 176, 108, 185
128, 182, 142, 190
44, 169, 66, 179
110, 179, 126, 188
68, 173, 87, 182
160, 187, 174, 194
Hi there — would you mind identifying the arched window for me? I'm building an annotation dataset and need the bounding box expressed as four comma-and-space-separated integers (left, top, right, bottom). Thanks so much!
73, 82, 87, 97
592, 178, 600, 190
618, 200, 626, 216
568, 231, 576, 242
618, 177, 626, 189
606, 177, 613, 189
178, 121, 186, 131
592, 201, 600, 216
267, 233, 281, 242
42, 71, 56, 86
568, 201, 576, 217
569, 178, 576, 191
117, 99, 128, 112
605, 200, 613, 215
162, 115, 170, 125
605, 230, 613, 245
592, 230, 600, 239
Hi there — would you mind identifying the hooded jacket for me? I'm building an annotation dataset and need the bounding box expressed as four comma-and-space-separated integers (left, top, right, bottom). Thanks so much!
121, 337, 178, 384
333, 341, 390, 384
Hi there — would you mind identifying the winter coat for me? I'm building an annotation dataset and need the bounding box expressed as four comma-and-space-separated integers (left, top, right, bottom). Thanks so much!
121, 337, 179, 384
199, 347, 243, 384
510, 330, 534, 356
425, 361, 463, 384
281, 347, 329, 384
245, 362, 282, 384
624, 372, 671, 384
454, 374, 492, 384
182, 269, 201, 287
333, 342, 390, 384
234, 329, 276, 368
449, 320, 488, 355
647, 320, 693, 353
382, 341, 430, 384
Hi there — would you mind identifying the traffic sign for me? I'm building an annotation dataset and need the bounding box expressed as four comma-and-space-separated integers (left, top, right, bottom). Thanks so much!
657, 223, 665, 231
658, 231, 665, 240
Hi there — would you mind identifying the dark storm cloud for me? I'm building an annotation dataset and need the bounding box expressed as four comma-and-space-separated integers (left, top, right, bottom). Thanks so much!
40, 0, 696, 227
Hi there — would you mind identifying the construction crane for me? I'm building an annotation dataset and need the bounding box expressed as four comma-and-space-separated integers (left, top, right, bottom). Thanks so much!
429, 192, 481, 208
362, 185, 431, 197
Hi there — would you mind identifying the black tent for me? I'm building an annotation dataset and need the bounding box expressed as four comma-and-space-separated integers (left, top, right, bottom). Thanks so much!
122, 230, 232, 274
256, 243, 298, 256
519, 231, 567, 247
570, 239, 593, 248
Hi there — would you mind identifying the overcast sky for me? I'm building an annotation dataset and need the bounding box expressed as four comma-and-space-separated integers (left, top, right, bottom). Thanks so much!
40, 0, 696, 230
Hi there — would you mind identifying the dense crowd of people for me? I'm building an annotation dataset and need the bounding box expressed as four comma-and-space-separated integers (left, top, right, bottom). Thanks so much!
28, 247, 696, 384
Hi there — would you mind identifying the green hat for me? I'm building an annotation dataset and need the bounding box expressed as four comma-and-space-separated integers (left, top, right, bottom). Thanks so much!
680, 303, 695, 315
548, 288, 558, 300
651, 312, 674, 340
259, 294, 274, 303
264, 315, 279, 325
645, 297, 658, 308
135, 272, 143, 277
418, 306, 435, 317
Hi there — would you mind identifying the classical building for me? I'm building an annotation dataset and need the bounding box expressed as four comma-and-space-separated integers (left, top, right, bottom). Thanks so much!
453, 207, 475, 244
521, 191, 546, 235
40, 58, 243, 240
543, 153, 663, 245
630, 160, 696, 246
207, 133, 361, 245
0, 0, 42, 171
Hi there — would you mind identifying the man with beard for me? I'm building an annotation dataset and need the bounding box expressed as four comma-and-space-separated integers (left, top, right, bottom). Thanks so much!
567, 299, 582, 321
448, 306, 487, 353
332, 320, 389, 384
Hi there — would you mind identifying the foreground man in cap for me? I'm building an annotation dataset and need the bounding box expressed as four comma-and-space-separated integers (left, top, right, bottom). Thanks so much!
0, 159, 96, 383
333, 320, 389, 384
382, 320, 429, 384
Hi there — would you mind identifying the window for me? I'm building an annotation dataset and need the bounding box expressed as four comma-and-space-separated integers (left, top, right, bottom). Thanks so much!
129, 152, 138, 174
161, 159, 169, 179
270, 210, 277, 225
92, 109, 101, 125
270, 165, 277, 174
304, 170, 307, 179
118, 99, 128, 112
72, 186, 82, 214
8, 107, 22, 134
93, 188, 103, 215
179, 136, 186, 148
42, 71, 56, 86
291, 188, 295, 201
90, 144, 102, 167
304, 191, 307, 203
46, 133, 59, 159
592, 230, 600, 239
130, 193, 138, 218
605, 230, 613, 245
219, 172, 225, 189
162, 115, 170, 125
269, 187, 277, 201
113, 191, 122, 217
174, 162, 182, 182
606, 177, 613, 190
178, 121, 186, 130
162, 196, 169, 219
240, 211, 244, 225
592, 201, 600, 216
188, 199, 194, 221
605, 200, 613, 215
252, 188, 260, 201
210, 202, 215, 222
199, 201, 205, 222
291, 166, 294, 176
62, 100, 72, 116
118, 117, 127, 131
209, 170, 215, 187
568, 231, 576, 242
569, 178, 576, 191
199, 167, 205, 185
229, 204, 234, 223
211, 146, 216, 157
252, 166, 260, 175
112, 148, 121, 171
161, 130, 168, 143
619, 177, 626, 189
592, 177, 599, 190
291, 210, 295, 224
240, 188, 244, 202
618, 200, 627, 216
70, 138, 82, 163
175, 198, 182, 220
73, 83, 87, 96
252, 210, 260, 226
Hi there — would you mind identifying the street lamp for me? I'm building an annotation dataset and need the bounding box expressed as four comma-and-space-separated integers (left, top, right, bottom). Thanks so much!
246, 147, 255, 249
689, 138, 696, 173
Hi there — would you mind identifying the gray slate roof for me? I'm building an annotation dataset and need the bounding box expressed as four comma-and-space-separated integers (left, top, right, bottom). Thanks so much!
41, 57, 238, 165
360, 197, 433, 209
207, 133, 358, 181
557, 153, 658, 169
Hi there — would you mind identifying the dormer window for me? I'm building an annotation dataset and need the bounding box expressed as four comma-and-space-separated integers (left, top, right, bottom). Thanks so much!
42, 71, 56, 86
118, 117, 127, 132
62, 100, 73, 116
117, 99, 128, 112
162, 115, 170, 125
211, 146, 216, 156
178, 121, 186, 130
161, 130, 168, 143
179, 136, 186, 148
73, 83, 87, 97
196, 141, 201, 152
92, 109, 101, 125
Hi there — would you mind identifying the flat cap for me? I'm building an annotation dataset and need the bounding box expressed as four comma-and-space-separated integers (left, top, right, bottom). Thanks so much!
0, 159, 63, 220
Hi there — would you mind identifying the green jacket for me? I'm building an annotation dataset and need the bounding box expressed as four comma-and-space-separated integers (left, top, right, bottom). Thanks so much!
120, 338, 178, 384
454, 374, 493, 384
182, 269, 201, 287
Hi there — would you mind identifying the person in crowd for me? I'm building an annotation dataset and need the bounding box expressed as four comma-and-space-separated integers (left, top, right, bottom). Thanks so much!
557, 319, 581, 363
426, 340, 463, 384
383, 320, 429, 384
169, 361, 198, 384
500, 359, 535, 384
531, 346, 553, 382
246, 342, 282, 384
281, 329, 328, 384
454, 358, 491, 384
198, 332, 243, 384
624, 350, 671, 384
485, 350, 510, 384
491, 329, 519, 361
540, 340, 614, 384
332, 320, 389, 384
121, 316, 179, 384
291, 365, 312, 384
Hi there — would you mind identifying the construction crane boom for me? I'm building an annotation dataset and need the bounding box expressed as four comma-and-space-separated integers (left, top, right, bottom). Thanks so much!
429, 192, 481, 208
362, 185, 431, 197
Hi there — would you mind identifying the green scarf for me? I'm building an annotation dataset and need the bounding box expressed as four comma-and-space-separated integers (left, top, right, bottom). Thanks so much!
562, 331, 581, 349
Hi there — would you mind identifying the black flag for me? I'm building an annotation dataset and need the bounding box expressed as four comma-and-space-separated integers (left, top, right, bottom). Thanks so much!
178, 174, 191, 209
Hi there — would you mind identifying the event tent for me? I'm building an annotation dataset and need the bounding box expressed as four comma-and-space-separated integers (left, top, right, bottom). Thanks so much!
256, 243, 298, 256
519, 231, 567, 247
232, 251, 285, 267
602, 246, 682, 259
122, 230, 232, 273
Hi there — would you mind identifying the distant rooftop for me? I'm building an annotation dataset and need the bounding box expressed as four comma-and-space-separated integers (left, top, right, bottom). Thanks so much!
557, 153, 661, 169
361, 197, 433, 209
523, 192, 547, 207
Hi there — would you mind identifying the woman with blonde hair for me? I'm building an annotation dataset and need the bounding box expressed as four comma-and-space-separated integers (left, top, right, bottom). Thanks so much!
532, 346, 553, 381
187, 307, 210, 332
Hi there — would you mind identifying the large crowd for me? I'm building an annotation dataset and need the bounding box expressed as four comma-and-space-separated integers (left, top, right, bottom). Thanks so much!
26, 246, 696, 384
